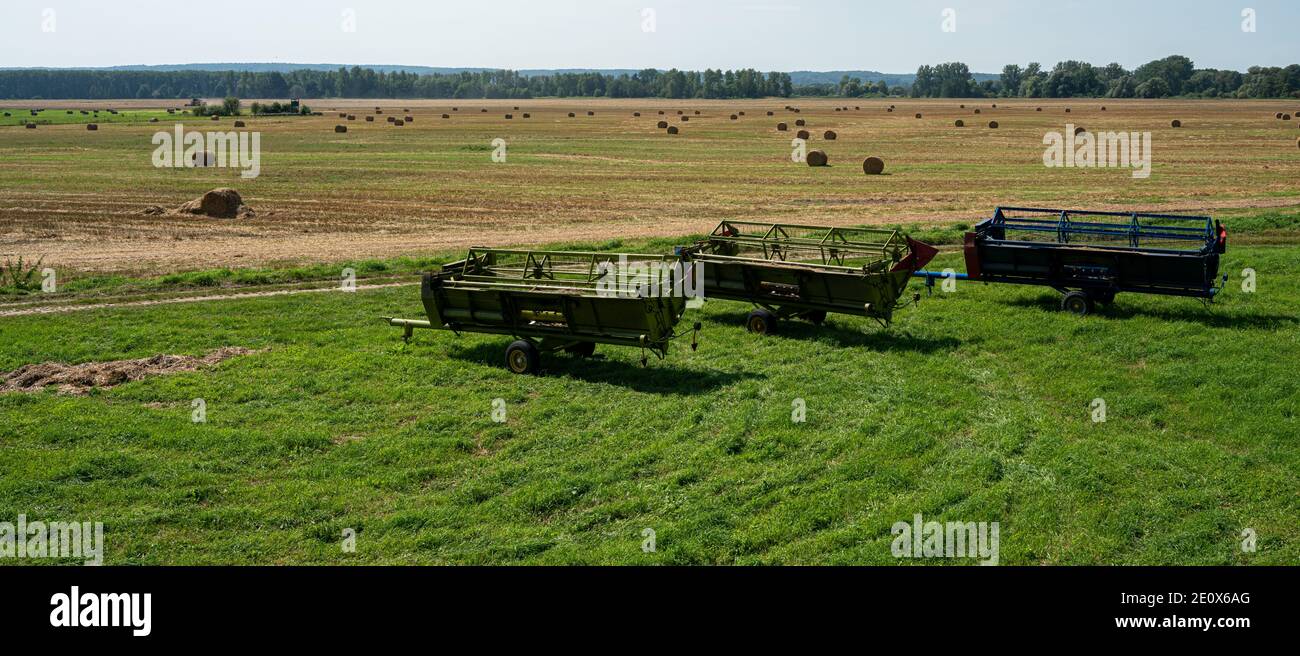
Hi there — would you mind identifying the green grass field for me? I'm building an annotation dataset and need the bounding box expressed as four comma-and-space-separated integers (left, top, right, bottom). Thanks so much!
1, 242, 1295, 564
0, 107, 179, 127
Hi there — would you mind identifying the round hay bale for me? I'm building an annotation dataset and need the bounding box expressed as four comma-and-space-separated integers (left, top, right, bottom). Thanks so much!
767, 111, 774, 116
66, 110, 73, 114
806, 150, 828, 167
960, 104, 965, 109
657, 121, 669, 128
890, 105, 895, 109
730, 114, 738, 120
387, 116, 395, 123
347, 115, 356, 120
862, 157, 885, 175
681, 116, 689, 122
1074, 126, 1086, 135
513, 106, 519, 111
505, 114, 513, 119
179, 188, 246, 218
796, 129, 810, 140
1285, 114, 1293, 121
1171, 119, 1182, 128
405, 116, 415, 122
1065, 108, 1071, 113
854, 106, 860, 110
954, 119, 965, 127
793, 108, 801, 113
2, 112, 9, 117
835, 107, 841, 112
1101, 106, 1107, 111
25, 123, 36, 129
335, 125, 347, 133
86, 123, 98, 131
633, 112, 641, 117
442, 114, 450, 119
521, 113, 529, 119
777, 122, 788, 131
915, 113, 922, 119
823, 130, 837, 140
658, 110, 665, 115
233, 120, 246, 128
587, 111, 595, 116
992, 103, 998, 108
1276, 112, 1284, 119
795, 119, 806, 126
366, 116, 375, 122
393, 120, 404, 126
376, 108, 384, 113
338, 112, 347, 118
452, 107, 459, 111
694, 110, 700, 115
568, 112, 576, 117
210, 115, 219, 121
677, 110, 684, 115
667, 126, 679, 135
988, 121, 999, 129
1036, 107, 1043, 111
739, 111, 746, 116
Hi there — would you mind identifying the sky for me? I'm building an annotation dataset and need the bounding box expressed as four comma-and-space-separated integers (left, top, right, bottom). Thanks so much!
1, 0, 1297, 73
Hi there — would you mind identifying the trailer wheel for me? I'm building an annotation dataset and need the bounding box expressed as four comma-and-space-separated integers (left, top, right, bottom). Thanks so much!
1061, 291, 1093, 316
505, 340, 541, 374
746, 309, 778, 335
802, 310, 827, 325
565, 341, 596, 358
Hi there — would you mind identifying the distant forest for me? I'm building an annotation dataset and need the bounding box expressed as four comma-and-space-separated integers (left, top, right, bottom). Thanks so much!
1, 56, 1297, 100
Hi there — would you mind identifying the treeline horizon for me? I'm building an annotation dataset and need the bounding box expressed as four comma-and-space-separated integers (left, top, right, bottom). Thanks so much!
1, 56, 1297, 100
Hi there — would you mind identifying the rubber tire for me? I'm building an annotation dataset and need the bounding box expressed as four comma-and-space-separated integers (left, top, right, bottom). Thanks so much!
1061, 291, 1093, 316
746, 309, 778, 335
566, 341, 596, 358
505, 340, 541, 374
802, 310, 827, 325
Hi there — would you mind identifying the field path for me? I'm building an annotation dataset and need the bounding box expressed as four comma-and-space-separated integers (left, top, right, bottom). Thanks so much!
0, 281, 410, 317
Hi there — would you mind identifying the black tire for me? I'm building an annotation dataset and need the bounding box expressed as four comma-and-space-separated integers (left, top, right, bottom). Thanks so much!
505, 340, 541, 374
802, 310, 827, 325
565, 341, 596, 358
746, 309, 778, 335
1061, 291, 1093, 316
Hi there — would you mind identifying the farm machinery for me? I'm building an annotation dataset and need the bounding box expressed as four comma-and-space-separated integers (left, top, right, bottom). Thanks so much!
384, 248, 700, 374
675, 221, 937, 334
914, 207, 1228, 315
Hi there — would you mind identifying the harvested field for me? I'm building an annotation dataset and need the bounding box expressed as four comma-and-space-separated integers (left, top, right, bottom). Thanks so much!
1, 98, 1299, 279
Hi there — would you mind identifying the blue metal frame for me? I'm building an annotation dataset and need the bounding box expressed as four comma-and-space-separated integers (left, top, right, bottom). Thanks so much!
986, 206, 1216, 254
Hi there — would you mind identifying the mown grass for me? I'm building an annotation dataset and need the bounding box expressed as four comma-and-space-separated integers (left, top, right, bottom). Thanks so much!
1, 244, 1295, 565
0, 108, 179, 126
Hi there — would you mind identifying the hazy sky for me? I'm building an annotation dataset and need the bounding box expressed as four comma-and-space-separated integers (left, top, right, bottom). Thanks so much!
2, 0, 1297, 72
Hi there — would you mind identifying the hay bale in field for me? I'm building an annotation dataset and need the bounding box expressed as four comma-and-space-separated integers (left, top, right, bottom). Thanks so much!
730, 114, 738, 120
677, 110, 684, 115
86, 123, 98, 131
25, 123, 35, 129
366, 116, 375, 122
512, 106, 519, 111
1036, 107, 1042, 111
1171, 119, 1182, 128
767, 111, 774, 116
568, 112, 576, 117
974, 108, 981, 114
587, 111, 595, 116
1284, 114, 1293, 121
1276, 112, 1283, 119
657, 121, 669, 128
806, 150, 828, 167
166, 109, 174, 114
862, 157, 885, 175
854, 106, 860, 110
387, 116, 396, 123
1065, 107, 1071, 113
66, 110, 73, 114
452, 107, 458, 111
890, 105, 895, 109
992, 103, 997, 108
795, 119, 806, 126
393, 120, 404, 126
667, 126, 679, 134
777, 122, 788, 131
658, 110, 665, 115
505, 114, 513, 119
823, 130, 837, 140
1101, 106, 1107, 111
234, 120, 246, 127
442, 114, 450, 119
694, 110, 700, 115
915, 113, 922, 119
887, 108, 894, 113
835, 107, 841, 112
178, 188, 250, 218
338, 112, 347, 118
335, 125, 347, 133
520, 114, 528, 119
210, 115, 219, 121
633, 112, 641, 117
739, 111, 746, 116
405, 116, 414, 122
796, 129, 810, 140
954, 119, 964, 127
2, 112, 8, 117
376, 108, 383, 113
347, 115, 355, 120
988, 121, 999, 129
960, 104, 965, 109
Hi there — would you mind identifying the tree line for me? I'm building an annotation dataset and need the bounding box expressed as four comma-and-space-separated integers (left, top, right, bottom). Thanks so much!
1, 57, 1296, 100
0, 67, 792, 100
900, 56, 1300, 99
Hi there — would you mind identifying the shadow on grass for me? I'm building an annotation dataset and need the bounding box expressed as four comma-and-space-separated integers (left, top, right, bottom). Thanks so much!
1005, 295, 1299, 329
707, 312, 961, 352
448, 342, 756, 394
